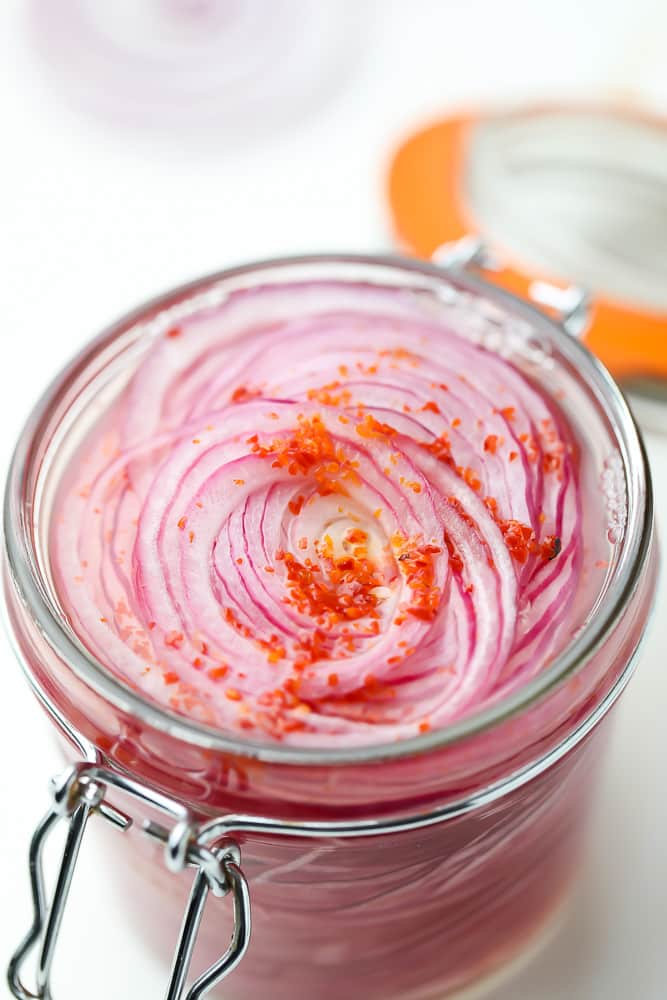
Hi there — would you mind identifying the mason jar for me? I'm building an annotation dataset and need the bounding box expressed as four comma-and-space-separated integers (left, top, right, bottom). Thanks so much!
4, 255, 657, 1000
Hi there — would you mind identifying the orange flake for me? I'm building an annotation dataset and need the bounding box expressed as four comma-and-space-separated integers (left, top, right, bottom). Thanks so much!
355, 413, 397, 440
288, 495, 305, 516
208, 665, 229, 680
164, 631, 184, 649
231, 385, 261, 404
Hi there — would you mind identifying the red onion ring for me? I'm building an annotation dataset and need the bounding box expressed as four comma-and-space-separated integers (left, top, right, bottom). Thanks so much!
53, 282, 583, 746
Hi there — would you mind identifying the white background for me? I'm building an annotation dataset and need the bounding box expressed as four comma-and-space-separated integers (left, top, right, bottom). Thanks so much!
1, 2, 666, 997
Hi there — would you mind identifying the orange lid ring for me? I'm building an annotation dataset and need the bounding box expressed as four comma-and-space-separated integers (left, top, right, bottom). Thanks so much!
388, 107, 667, 382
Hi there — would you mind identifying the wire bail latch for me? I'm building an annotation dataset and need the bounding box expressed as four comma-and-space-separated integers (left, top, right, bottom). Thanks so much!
8, 761, 251, 1000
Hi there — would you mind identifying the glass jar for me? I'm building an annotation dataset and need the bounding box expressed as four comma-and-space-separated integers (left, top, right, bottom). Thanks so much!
3, 255, 657, 1000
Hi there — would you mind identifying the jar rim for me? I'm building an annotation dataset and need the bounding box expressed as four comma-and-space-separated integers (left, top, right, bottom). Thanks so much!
3, 253, 655, 765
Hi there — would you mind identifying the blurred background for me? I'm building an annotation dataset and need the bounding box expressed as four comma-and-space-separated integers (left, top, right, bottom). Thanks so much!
1, 1, 666, 997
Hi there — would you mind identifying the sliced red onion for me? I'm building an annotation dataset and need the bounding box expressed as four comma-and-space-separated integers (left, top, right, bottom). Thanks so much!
53, 283, 583, 744
29, 1, 358, 130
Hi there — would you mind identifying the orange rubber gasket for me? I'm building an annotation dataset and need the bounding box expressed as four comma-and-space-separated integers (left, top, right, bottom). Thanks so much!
388, 107, 667, 381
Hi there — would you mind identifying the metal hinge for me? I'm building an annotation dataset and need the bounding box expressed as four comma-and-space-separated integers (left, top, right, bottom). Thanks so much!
433, 235, 592, 339
7, 762, 251, 1000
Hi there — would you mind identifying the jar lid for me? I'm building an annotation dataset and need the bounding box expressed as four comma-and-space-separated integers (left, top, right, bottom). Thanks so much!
388, 106, 667, 396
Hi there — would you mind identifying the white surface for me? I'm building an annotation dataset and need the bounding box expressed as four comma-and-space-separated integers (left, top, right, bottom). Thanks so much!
1, 1, 666, 997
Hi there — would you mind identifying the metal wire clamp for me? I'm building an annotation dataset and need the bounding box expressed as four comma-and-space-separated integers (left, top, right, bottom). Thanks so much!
7, 760, 251, 1000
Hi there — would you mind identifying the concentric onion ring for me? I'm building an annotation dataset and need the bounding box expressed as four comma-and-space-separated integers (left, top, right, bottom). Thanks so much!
53, 283, 582, 746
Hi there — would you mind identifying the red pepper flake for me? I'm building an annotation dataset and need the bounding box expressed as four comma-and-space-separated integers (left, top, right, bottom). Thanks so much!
543, 453, 562, 474
298, 536, 308, 550
444, 534, 464, 575
225, 688, 242, 701
451, 417, 461, 428
484, 434, 499, 454
458, 466, 481, 492
392, 534, 442, 621
541, 535, 562, 561
378, 346, 420, 365
223, 607, 251, 637
327, 673, 339, 687
166, 327, 181, 338
208, 665, 229, 680
282, 533, 386, 629
99, 616, 107, 623
355, 413, 397, 440
177, 516, 187, 530
419, 721, 431, 734
338, 364, 349, 377
400, 476, 423, 494
163, 671, 180, 685
188, 530, 195, 543
147, 621, 156, 630
192, 657, 203, 668
419, 433, 454, 467
497, 406, 516, 421
249, 414, 360, 495
508, 451, 518, 462
233, 478, 245, 486
264, 565, 275, 573
236, 557, 244, 565
265, 644, 286, 664
164, 631, 184, 649
498, 520, 535, 564
421, 400, 440, 414
288, 495, 305, 516
307, 381, 352, 407
231, 385, 261, 404
192, 438, 201, 445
